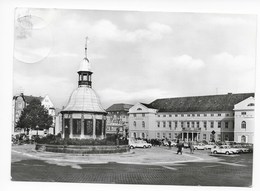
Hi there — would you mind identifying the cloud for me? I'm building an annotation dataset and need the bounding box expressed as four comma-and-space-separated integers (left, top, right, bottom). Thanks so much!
211, 52, 255, 71
170, 55, 205, 70
89, 20, 172, 42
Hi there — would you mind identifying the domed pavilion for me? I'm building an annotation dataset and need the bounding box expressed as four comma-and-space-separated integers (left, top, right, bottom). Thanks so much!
61, 37, 107, 139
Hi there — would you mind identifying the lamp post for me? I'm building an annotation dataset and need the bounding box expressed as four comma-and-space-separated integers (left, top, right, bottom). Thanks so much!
36, 125, 39, 137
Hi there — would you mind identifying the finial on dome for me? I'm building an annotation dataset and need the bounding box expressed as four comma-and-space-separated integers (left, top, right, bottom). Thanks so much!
85, 36, 88, 59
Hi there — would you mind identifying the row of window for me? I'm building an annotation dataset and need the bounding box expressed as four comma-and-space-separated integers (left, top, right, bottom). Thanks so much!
157, 113, 232, 117
131, 120, 246, 131
156, 121, 230, 129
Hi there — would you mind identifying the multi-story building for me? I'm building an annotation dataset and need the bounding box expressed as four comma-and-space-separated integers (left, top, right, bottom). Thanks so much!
106, 103, 133, 138
234, 96, 255, 143
129, 93, 254, 143
12, 93, 56, 134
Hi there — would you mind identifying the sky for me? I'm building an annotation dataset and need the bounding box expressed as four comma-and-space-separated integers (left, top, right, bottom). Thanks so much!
13, 8, 257, 109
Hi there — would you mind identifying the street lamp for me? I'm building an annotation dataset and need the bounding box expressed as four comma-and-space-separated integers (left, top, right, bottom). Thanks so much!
36, 125, 39, 137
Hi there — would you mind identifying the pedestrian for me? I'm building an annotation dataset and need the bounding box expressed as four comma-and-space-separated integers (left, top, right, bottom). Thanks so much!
168, 140, 171, 149
189, 140, 194, 154
176, 140, 183, 155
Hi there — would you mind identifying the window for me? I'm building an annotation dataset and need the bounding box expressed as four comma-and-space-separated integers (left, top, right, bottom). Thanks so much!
158, 115, 160, 117
157, 133, 160, 138
192, 114, 195, 117
187, 122, 190, 128
168, 121, 172, 128
142, 133, 145, 138
204, 121, 207, 128
196, 121, 199, 128
241, 121, 246, 129
218, 122, 221, 128
169, 114, 172, 117
137, 108, 142, 111
211, 113, 214, 117
157, 122, 160, 128
218, 113, 221, 116
163, 121, 166, 128
197, 114, 200, 117
142, 113, 145, 117
73, 119, 81, 135
247, 103, 254, 106
204, 114, 207, 117
241, 112, 246, 115
169, 133, 172, 139
175, 114, 178, 117
163, 133, 166, 138
225, 122, 228, 128
210, 121, 214, 128
142, 121, 145, 128
187, 114, 191, 117
163, 115, 166, 117
203, 134, 206, 140
133, 121, 136, 127
226, 113, 230, 117
217, 134, 221, 141
181, 114, 184, 117
192, 121, 195, 128
181, 122, 184, 128
241, 135, 246, 143
175, 121, 178, 128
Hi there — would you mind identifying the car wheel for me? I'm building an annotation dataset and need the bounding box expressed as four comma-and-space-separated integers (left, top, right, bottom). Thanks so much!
213, 150, 217, 154
195, 147, 198, 150
130, 146, 134, 149
148, 145, 151, 148
225, 151, 230, 155
143, 145, 146, 148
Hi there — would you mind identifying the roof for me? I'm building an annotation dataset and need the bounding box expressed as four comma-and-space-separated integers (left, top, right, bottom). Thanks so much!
149, 93, 255, 112
140, 102, 157, 109
13, 94, 44, 103
106, 103, 134, 112
62, 86, 106, 114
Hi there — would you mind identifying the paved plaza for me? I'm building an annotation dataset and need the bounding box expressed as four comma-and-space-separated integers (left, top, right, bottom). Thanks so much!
11, 144, 253, 186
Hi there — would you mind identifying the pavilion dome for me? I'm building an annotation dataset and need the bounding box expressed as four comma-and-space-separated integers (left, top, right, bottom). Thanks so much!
63, 86, 106, 113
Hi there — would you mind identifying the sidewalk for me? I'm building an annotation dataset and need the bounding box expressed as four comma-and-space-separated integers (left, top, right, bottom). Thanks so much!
12, 144, 220, 165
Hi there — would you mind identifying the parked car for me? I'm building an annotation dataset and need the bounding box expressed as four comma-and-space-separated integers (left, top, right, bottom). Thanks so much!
129, 140, 152, 149
211, 145, 240, 155
163, 140, 177, 147
193, 143, 207, 150
205, 142, 216, 150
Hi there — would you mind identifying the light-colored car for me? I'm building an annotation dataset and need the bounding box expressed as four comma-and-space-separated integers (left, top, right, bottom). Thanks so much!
211, 145, 240, 155
129, 140, 152, 149
193, 143, 207, 150
163, 140, 177, 147
205, 142, 216, 150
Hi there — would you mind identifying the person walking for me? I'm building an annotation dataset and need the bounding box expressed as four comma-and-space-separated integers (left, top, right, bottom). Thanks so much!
189, 140, 194, 154
176, 140, 183, 155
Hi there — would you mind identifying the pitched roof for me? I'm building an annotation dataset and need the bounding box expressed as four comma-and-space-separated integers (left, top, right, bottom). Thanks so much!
106, 103, 134, 112
13, 94, 44, 103
23, 95, 44, 103
149, 93, 254, 112
140, 103, 157, 109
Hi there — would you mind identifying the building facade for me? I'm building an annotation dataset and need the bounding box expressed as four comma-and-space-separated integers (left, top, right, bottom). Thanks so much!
129, 93, 254, 143
234, 96, 255, 143
106, 103, 133, 137
12, 93, 56, 134
60, 38, 107, 139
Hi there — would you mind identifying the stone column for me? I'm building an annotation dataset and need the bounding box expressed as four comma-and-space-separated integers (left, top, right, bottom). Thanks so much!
62, 113, 65, 139
92, 115, 96, 139
101, 117, 104, 139
69, 114, 73, 138
80, 113, 84, 139
182, 132, 184, 140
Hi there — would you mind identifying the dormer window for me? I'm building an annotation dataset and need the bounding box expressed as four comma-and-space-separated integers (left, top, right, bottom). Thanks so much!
137, 108, 142, 111
247, 103, 254, 106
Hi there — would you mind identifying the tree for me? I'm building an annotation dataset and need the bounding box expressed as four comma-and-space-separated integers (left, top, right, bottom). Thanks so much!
16, 98, 53, 134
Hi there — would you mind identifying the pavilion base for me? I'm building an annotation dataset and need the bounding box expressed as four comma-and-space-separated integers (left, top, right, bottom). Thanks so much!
35, 144, 129, 154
